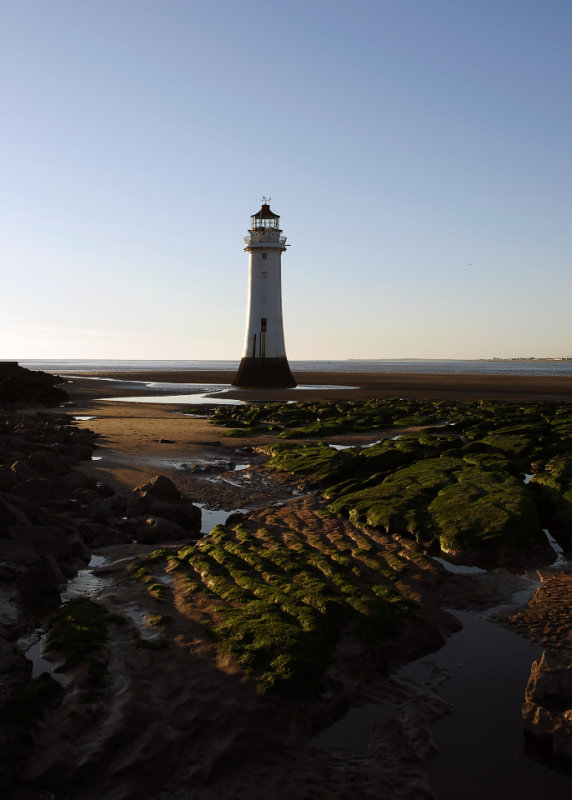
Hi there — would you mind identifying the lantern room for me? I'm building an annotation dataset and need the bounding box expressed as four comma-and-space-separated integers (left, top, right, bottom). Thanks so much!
250, 203, 281, 232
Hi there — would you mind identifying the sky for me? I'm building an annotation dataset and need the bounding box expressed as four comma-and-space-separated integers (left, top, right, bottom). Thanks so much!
1, 0, 571, 361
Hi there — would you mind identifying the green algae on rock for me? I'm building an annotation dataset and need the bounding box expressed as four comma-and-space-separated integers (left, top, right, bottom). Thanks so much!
135, 520, 417, 696
252, 399, 572, 566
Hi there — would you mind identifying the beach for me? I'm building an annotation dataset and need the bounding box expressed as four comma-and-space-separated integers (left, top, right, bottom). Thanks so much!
6, 368, 572, 799
65, 368, 572, 493
74, 368, 572, 403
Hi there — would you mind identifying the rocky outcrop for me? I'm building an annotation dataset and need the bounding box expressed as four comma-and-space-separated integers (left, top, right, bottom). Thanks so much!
523, 650, 572, 760
0, 363, 68, 407
126, 475, 201, 531
0, 416, 203, 620
0, 409, 199, 799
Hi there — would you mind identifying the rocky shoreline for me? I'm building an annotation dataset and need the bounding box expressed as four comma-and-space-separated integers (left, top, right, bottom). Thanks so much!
2, 368, 572, 798
0, 403, 205, 798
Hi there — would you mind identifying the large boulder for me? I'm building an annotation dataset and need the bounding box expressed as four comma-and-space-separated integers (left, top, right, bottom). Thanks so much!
523, 650, 572, 760
126, 476, 201, 533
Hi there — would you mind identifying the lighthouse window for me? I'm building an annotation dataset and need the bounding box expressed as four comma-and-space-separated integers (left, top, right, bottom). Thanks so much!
261, 317, 267, 332
261, 271, 267, 279
261, 253, 267, 260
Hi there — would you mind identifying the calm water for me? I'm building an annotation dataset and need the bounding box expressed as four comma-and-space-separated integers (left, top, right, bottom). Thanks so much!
21, 358, 572, 377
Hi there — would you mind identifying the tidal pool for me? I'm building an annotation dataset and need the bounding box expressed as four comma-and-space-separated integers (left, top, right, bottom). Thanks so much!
416, 610, 572, 799
313, 609, 572, 798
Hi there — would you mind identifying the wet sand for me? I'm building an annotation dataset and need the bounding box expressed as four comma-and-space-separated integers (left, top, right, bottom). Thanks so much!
74, 369, 572, 403
503, 571, 572, 652
63, 369, 572, 492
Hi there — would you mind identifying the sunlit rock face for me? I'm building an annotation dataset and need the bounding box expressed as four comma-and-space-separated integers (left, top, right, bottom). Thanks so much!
523, 650, 572, 760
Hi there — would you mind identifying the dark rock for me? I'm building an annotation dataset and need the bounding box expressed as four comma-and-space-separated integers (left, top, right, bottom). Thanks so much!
77, 522, 129, 547
62, 471, 97, 492
72, 488, 99, 505
0, 365, 68, 406
14, 477, 53, 506
4, 525, 71, 560
96, 482, 116, 497
126, 474, 181, 517
10, 460, 35, 482
0, 539, 40, 566
27, 449, 70, 475
0, 495, 30, 528
149, 499, 201, 529
0, 465, 18, 491
17, 562, 61, 607
106, 493, 127, 515
68, 533, 90, 561
86, 499, 114, 523
43, 473, 73, 502
137, 516, 185, 544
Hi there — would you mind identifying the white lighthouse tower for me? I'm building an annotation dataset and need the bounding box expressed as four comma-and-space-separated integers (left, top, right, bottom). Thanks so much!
233, 200, 296, 387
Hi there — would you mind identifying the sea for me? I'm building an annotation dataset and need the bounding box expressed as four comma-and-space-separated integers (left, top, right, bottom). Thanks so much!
19, 359, 572, 378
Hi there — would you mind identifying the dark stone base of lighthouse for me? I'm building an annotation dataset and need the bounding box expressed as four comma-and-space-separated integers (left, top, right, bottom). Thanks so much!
232, 358, 297, 388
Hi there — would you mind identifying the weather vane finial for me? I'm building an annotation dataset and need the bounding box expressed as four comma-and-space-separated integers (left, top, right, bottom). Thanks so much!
262, 195, 271, 205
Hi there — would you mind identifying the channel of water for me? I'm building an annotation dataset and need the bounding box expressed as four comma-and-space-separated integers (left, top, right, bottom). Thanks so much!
314, 531, 572, 798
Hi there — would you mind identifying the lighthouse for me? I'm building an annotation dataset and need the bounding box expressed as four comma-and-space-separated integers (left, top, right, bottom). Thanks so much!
233, 200, 296, 388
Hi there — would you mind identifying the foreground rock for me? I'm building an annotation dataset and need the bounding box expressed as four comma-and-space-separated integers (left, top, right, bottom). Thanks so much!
0, 362, 68, 407
505, 571, 572, 763
125, 474, 202, 541
0, 410, 204, 798
523, 650, 572, 760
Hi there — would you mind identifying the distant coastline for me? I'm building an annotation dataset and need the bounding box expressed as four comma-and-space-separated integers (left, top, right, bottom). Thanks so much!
19, 358, 572, 378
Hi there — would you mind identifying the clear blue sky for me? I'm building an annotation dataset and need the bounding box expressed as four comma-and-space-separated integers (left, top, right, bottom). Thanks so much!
2, 0, 571, 360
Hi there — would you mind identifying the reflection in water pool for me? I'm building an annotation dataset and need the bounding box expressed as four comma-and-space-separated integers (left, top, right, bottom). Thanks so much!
197, 504, 247, 534
416, 610, 572, 799
23, 639, 71, 687
432, 556, 486, 575
101, 391, 242, 406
